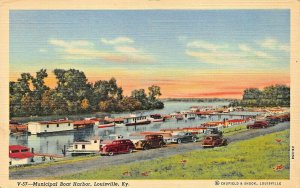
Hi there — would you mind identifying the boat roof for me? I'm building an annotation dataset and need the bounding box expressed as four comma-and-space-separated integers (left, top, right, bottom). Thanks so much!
9, 145, 29, 151
29, 120, 73, 125
9, 152, 34, 159
73, 120, 97, 125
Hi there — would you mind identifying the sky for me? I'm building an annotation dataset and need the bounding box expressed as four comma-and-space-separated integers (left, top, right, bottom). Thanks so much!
9, 10, 290, 98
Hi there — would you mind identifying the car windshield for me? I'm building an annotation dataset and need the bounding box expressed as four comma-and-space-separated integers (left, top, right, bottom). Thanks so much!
177, 132, 186, 136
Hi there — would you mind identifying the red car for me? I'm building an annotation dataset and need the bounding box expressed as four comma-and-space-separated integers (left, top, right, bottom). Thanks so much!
100, 139, 135, 156
202, 135, 228, 148
246, 121, 269, 129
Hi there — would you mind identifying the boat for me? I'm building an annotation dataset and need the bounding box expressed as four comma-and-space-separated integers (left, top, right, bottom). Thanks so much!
148, 114, 165, 122
67, 136, 100, 156
180, 111, 196, 120
123, 114, 151, 126
98, 121, 115, 128
175, 114, 184, 120
9, 145, 34, 166
73, 119, 98, 129
113, 118, 126, 127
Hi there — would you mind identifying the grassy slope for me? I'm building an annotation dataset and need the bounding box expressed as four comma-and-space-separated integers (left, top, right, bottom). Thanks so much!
223, 124, 248, 136
58, 130, 290, 180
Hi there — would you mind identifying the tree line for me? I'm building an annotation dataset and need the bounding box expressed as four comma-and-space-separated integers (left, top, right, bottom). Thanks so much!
10, 69, 164, 117
229, 85, 290, 107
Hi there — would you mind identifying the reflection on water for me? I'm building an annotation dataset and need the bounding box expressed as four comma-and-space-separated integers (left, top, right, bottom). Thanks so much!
10, 101, 260, 155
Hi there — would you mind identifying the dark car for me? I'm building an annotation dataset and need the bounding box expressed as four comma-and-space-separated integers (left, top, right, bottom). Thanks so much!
202, 134, 228, 148
204, 127, 223, 136
266, 117, 279, 126
246, 121, 269, 129
171, 132, 197, 144
135, 134, 166, 150
100, 139, 135, 156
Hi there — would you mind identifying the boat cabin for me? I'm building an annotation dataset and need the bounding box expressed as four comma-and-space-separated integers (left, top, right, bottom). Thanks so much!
9, 145, 34, 166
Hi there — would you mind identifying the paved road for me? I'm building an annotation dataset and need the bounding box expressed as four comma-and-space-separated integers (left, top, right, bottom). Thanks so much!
10, 122, 289, 179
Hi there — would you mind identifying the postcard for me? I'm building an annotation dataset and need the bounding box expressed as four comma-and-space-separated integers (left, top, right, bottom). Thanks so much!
0, 0, 300, 188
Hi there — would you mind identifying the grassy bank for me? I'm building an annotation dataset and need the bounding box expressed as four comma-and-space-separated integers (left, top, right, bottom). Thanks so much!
58, 129, 289, 180
223, 125, 248, 136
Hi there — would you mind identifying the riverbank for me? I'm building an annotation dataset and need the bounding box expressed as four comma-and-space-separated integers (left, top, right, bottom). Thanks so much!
10, 122, 289, 179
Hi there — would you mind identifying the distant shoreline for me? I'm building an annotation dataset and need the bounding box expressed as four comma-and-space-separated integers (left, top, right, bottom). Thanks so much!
161, 98, 237, 102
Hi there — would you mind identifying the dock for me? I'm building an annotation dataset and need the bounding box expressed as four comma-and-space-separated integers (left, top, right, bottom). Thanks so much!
34, 153, 64, 158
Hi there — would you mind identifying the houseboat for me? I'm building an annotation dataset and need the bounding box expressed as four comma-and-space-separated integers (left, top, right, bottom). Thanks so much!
202, 121, 225, 128
9, 121, 28, 135
148, 114, 164, 122
67, 136, 100, 156
180, 111, 196, 120
9, 145, 34, 166
225, 119, 247, 127
123, 114, 151, 126
27, 120, 74, 135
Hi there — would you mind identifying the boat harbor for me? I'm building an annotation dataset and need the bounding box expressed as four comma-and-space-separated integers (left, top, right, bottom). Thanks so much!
9, 101, 290, 166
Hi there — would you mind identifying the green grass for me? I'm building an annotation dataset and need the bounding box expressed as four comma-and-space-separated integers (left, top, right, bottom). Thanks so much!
223, 125, 248, 136
57, 130, 290, 180
10, 154, 100, 172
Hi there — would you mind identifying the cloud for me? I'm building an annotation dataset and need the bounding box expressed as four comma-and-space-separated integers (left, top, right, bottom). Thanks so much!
187, 40, 228, 51
258, 38, 289, 52
185, 39, 280, 66
49, 38, 154, 64
49, 39, 93, 49
115, 45, 139, 53
39, 48, 47, 53
101, 37, 134, 45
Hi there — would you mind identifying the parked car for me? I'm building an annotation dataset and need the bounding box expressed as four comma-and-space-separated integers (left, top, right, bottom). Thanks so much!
265, 117, 279, 126
204, 127, 223, 136
246, 121, 269, 129
202, 134, 228, 148
134, 134, 166, 150
171, 132, 197, 144
100, 139, 135, 156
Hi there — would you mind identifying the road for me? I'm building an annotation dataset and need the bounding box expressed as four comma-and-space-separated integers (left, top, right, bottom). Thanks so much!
10, 122, 289, 179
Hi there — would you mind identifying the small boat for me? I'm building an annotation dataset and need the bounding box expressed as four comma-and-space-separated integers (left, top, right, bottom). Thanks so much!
148, 114, 165, 122
98, 122, 115, 128
123, 114, 151, 126
73, 119, 98, 129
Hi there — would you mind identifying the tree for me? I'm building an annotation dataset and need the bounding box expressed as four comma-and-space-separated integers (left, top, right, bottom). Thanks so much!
118, 97, 142, 111
148, 85, 162, 101
31, 69, 50, 115
81, 98, 90, 111
54, 69, 88, 102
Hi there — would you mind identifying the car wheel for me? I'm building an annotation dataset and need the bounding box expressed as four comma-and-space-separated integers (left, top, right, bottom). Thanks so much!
108, 151, 114, 156
177, 139, 182, 144
143, 145, 149, 150
128, 148, 133, 153
159, 142, 163, 148
192, 137, 197, 142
